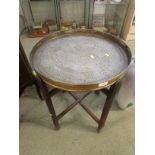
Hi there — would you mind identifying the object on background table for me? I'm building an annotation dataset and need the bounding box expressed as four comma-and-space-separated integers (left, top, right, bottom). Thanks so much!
44, 19, 57, 31
32, 22, 43, 29
108, 27, 117, 35
116, 57, 135, 109
29, 27, 49, 38
61, 21, 81, 31
61, 21, 73, 31
61, 26, 69, 31
80, 25, 86, 30
72, 21, 77, 29
29, 22, 49, 38
93, 26, 108, 32
62, 21, 73, 27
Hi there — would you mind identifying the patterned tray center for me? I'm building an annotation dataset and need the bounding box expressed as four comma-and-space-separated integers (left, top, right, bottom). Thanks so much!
33, 35, 128, 85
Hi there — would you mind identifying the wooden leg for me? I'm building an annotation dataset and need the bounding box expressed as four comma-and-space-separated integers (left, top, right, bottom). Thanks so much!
34, 79, 43, 100
40, 80, 60, 130
97, 82, 121, 133
95, 91, 100, 95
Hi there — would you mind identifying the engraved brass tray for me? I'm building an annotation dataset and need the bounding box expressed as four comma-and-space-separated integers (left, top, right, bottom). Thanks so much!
30, 30, 131, 91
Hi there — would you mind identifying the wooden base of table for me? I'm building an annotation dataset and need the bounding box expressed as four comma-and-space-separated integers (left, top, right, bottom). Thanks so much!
39, 80, 121, 133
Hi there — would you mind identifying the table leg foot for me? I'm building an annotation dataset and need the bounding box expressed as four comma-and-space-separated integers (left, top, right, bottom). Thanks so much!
97, 127, 101, 133
51, 117, 60, 130
95, 91, 100, 95
54, 125, 60, 130
97, 82, 121, 132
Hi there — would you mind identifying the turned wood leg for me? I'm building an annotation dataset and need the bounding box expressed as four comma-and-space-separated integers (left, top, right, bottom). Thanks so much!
34, 79, 43, 100
40, 80, 60, 130
95, 91, 100, 95
97, 82, 121, 133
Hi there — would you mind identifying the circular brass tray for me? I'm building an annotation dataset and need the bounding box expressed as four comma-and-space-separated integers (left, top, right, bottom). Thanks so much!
30, 30, 131, 91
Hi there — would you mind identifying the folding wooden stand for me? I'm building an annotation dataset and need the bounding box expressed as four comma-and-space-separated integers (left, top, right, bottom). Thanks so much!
40, 79, 121, 133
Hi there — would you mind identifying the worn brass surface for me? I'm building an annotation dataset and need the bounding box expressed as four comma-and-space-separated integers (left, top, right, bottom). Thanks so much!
30, 29, 131, 91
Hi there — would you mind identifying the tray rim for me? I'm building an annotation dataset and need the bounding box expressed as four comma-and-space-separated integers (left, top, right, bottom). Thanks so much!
30, 29, 132, 91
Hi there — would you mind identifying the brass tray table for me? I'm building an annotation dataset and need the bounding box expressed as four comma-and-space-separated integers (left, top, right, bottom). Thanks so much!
30, 30, 131, 132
